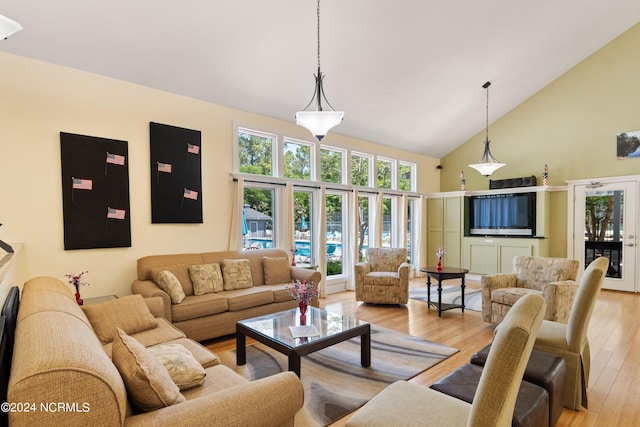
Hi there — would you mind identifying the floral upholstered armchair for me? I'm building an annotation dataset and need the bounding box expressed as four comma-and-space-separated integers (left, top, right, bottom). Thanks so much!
481, 256, 580, 324
355, 248, 410, 304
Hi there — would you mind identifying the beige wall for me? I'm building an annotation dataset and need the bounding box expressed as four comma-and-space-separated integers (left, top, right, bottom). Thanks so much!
0, 52, 440, 298
441, 21, 640, 256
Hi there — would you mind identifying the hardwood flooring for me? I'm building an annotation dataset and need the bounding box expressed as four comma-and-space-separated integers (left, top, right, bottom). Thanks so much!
205, 277, 640, 426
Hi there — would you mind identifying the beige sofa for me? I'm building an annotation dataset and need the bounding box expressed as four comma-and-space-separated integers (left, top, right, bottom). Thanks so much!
8, 276, 303, 426
131, 248, 321, 341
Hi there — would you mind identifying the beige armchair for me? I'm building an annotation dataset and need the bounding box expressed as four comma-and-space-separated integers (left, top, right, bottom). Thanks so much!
346, 293, 546, 427
534, 256, 608, 410
355, 248, 409, 304
482, 256, 579, 324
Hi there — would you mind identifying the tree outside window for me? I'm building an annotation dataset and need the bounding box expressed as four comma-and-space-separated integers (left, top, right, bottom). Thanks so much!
321, 148, 343, 183
238, 131, 273, 176
377, 158, 392, 189
284, 140, 312, 180
351, 153, 370, 187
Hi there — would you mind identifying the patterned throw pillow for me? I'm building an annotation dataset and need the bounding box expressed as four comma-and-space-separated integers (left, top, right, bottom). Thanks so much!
188, 264, 224, 295
147, 343, 207, 390
112, 328, 185, 412
262, 257, 292, 285
221, 259, 253, 290
157, 270, 186, 304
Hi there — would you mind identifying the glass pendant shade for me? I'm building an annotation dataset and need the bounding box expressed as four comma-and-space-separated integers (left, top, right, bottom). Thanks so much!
295, 110, 344, 141
0, 14, 22, 39
469, 138, 505, 176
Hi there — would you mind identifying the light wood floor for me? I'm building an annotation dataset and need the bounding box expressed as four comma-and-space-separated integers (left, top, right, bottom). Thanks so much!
205, 277, 640, 426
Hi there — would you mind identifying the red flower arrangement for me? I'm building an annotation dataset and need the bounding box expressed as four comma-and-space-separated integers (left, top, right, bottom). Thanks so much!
65, 271, 89, 305
286, 279, 318, 316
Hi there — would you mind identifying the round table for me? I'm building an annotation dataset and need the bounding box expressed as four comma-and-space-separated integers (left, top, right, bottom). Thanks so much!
419, 266, 470, 317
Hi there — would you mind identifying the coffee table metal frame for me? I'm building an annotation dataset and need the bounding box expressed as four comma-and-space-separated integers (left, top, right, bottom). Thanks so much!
236, 306, 371, 378
419, 266, 470, 317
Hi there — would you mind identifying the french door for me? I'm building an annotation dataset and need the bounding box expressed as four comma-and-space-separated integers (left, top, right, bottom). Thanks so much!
571, 179, 638, 292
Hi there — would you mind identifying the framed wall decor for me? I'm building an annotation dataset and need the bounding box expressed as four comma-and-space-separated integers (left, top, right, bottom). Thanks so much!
150, 122, 203, 223
60, 132, 131, 250
616, 130, 640, 159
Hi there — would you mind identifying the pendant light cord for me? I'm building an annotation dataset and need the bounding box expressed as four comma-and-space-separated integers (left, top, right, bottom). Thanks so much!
316, 0, 321, 70
484, 81, 490, 142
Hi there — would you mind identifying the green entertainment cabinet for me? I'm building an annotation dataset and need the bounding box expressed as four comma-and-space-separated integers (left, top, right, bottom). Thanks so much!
426, 186, 566, 276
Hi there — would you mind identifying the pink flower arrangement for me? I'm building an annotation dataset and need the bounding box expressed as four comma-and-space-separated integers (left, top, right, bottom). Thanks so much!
436, 247, 446, 260
286, 279, 318, 305
65, 271, 89, 291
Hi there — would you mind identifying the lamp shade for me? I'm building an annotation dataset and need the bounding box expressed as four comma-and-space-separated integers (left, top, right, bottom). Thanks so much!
0, 14, 22, 39
468, 161, 505, 177
295, 110, 344, 141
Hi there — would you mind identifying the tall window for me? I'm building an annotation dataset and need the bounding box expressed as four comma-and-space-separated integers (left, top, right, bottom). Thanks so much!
382, 196, 393, 247
406, 198, 414, 263
326, 192, 345, 276
376, 157, 393, 189
320, 147, 345, 183
243, 186, 275, 249
293, 190, 314, 267
238, 129, 275, 176
284, 139, 312, 180
357, 195, 370, 262
351, 152, 371, 187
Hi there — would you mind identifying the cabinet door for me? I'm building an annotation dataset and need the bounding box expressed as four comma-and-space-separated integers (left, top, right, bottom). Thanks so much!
498, 243, 534, 273
467, 241, 498, 274
427, 198, 444, 266
443, 197, 462, 267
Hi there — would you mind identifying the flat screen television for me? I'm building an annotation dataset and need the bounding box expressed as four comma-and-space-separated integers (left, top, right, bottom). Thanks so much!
466, 192, 536, 237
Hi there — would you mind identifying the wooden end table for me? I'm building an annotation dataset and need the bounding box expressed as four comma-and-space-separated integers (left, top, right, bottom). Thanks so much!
419, 266, 469, 317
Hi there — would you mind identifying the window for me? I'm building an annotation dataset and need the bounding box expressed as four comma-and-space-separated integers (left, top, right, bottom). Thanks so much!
284, 139, 312, 180
238, 129, 275, 176
406, 198, 414, 263
357, 195, 370, 262
382, 196, 392, 247
243, 186, 275, 249
351, 152, 371, 187
399, 162, 415, 191
326, 192, 345, 276
293, 190, 314, 267
376, 157, 393, 189
320, 147, 345, 184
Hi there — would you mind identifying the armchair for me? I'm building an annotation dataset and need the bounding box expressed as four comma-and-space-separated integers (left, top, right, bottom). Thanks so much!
355, 248, 409, 304
482, 256, 579, 324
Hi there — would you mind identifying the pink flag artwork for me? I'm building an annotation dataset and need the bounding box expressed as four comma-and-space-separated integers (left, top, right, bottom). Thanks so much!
158, 162, 172, 173
187, 143, 200, 155
72, 178, 93, 190
183, 188, 198, 200
107, 207, 126, 220
106, 152, 125, 165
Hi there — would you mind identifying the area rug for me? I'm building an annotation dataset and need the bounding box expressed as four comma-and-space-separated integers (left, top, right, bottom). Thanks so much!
409, 286, 482, 312
217, 325, 458, 426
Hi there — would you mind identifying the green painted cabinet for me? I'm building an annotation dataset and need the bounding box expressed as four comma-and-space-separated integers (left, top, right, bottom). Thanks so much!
427, 194, 463, 268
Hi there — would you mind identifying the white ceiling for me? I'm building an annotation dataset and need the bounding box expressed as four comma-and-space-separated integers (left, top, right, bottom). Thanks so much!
1, 1, 639, 158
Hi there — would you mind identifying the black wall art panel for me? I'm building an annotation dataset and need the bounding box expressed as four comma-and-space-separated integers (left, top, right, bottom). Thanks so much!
60, 132, 131, 250
150, 122, 202, 223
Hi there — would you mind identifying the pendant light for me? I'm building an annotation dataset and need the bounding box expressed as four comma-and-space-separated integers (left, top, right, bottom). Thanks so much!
295, 0, 344, 141
0, 14, 21, 39
469, 81, 505, 176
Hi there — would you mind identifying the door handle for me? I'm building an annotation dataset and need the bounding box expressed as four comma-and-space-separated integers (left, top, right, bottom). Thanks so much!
624, 243, 634, 247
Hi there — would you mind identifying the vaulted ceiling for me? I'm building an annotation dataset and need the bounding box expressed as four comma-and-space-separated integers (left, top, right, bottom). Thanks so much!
2, 1, 639, 158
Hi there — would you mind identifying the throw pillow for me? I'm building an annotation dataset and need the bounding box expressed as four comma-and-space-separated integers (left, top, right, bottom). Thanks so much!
83, 294, 158, 344
262, 257, 292, 285
221, 259, 253, 290
112, 328, 185, 412
157, 270, 186, 304
147, 343, 207, 390
188, 263, 224, 295
149, 264, 193, 296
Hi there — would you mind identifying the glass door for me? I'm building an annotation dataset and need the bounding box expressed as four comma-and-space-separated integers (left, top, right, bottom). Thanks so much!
573, 181, 637, 292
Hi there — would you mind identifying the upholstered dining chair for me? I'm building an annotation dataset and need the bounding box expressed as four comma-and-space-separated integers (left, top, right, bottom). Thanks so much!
533, 256, 608, 410
354, 248, 410, 304
346, 293, 547, 427
482, 256, 580, 324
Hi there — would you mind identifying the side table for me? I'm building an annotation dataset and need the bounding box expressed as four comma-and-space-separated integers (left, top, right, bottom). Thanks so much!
419, 267, 469, 317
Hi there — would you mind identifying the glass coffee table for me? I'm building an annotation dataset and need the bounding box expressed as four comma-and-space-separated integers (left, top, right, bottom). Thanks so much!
236, 306, 370, 378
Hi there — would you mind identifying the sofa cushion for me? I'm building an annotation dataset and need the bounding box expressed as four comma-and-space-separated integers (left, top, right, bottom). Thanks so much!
262, 257, 292, 285
171, 293, 229, 322
157, 270, 187, 304
225, 288, 274, 311
188, 263, 224, 295
221, 259, 253, 290
112, 328, 185, 412
150, 263, 194, 296
147, 343, 207, 390
83, 294, 159, 344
